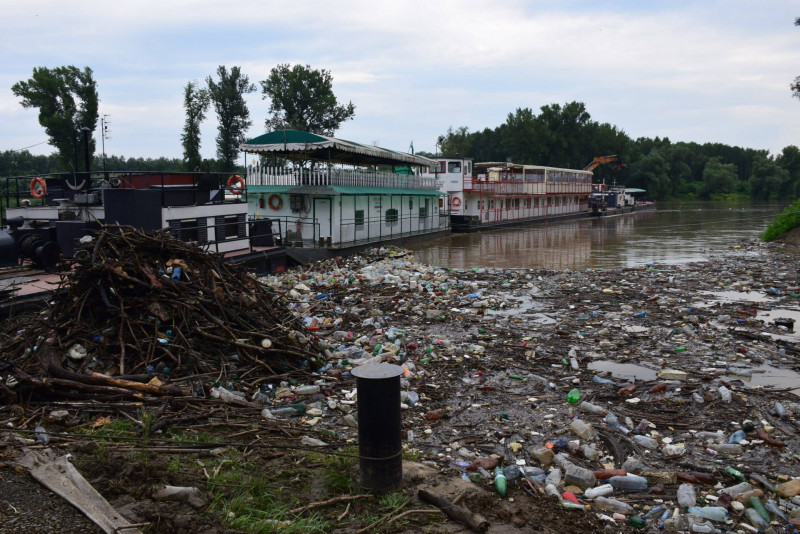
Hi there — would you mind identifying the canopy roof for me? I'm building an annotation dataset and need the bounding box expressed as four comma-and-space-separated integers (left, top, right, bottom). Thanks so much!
241, 130, 437, 168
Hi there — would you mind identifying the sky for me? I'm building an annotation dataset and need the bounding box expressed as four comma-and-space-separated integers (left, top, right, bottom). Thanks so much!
2, 0, 799, 164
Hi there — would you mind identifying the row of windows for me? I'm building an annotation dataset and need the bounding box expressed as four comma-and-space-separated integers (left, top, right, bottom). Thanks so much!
467, 196, 582, 210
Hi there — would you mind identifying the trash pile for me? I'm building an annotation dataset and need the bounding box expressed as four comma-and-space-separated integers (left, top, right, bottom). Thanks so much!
0, 225, 317, 402
251, 243, 800, 532
2, 233, 800, 532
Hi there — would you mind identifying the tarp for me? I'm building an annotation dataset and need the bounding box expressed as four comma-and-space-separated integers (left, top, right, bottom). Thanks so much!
241, 130, 437, 168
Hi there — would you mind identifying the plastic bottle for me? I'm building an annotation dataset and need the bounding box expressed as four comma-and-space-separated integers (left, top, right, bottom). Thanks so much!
661, 444, 686, 459
775, 401, 787, 418
594, 496, 634, 515
269, 404, 306, 417
633, 435, 659, 449
607, 474, 648, 491
743, 507, 768, 529
545, 468, 562, 487
720, 481, 752, 498
584, 484, 614, 499
493, 467, 508, 497
643, 504, 666, 519
628, 516, 646, 529
727, 430, 746, 444
570, 418, 595, 440
748, 496, 770, 522
502, 465, 521, 481
687, 506, 728, 522
776, 478, 800, 497
579, 401, 606, 415
677, 483, 696, 509
593, 374, 617, 385
724, 466, 746, 482
566, 388, 581, 404
295, 385, 320, 395
718, 385, 731, 402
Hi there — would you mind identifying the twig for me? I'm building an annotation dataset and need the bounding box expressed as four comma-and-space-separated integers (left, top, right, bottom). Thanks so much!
336, 502, 351, 522
386, 509, 443, 526
290, 493, 373, 515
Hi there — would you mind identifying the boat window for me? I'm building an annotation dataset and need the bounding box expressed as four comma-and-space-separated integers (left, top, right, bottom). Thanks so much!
355, 210, 365, 228
429, 162, 443, 173
385, 208, 399, 224
465, 161, 472, 175
447, 162, 461, 174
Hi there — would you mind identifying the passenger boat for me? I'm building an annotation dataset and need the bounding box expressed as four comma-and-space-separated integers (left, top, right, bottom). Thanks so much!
421, 157, 595, 232
239, 130, 450, 263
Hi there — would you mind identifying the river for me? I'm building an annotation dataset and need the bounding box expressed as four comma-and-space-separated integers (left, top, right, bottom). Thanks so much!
407, 201, 788, 270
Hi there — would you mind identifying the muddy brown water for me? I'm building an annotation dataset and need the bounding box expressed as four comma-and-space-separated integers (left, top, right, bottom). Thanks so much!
408, 200, 786, 270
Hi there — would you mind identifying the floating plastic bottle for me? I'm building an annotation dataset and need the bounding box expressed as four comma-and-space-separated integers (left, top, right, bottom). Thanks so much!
744, 507, 768, 529
677, 483, 696, 509
633, 435, 659, 449
687, 506, 728, 522
570, 418, 595, 440
593, 374, 617, 386
594, 496, 634, 515
584, 484, 614, 499
717, 385, 732, 402
579, 401, 606, 415
566, 388, 581, 404
724, 466, 746, 482
727, 430, 745, 444
493, 467, 508, 498
607, 474, 648, 491
748, 496, 770, 522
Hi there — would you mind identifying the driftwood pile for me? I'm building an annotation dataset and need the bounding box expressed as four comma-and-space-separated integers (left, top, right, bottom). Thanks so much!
0, 225, 316, 402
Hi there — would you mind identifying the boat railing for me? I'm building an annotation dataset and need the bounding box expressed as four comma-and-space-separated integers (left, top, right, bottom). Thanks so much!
245, 164, 438, 190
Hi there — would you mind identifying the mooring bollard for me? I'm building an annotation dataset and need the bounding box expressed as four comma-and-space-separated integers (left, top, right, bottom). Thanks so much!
350, 363, 404, 492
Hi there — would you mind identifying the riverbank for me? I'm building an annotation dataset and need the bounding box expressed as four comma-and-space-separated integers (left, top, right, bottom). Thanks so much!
1, 236, 799, 533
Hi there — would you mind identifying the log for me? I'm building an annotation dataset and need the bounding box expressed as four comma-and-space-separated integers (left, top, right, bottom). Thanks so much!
48, 366, 187, 396
417, 488, 489, 533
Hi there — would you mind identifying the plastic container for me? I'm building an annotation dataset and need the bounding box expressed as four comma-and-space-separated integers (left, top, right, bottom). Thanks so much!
594, 496, 634, 515
607, 474, 648, 491
718, 385, 732, 402
566, 388, 581, 404
493, 467, 508, 497
677, 483, 696, 509
564, 464, 597, 490
748, 496, 770, 522
579, 401, 605, 415
584, 484, 614, 499
570, 419, 595, 440
727, 430, 746, 444
687, 506, 728, 522
633, 435, 659, 449
744, 507, 768, 529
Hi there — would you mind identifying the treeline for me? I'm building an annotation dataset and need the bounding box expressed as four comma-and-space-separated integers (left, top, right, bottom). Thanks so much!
0, 149, 198, 176
432, 102, 800, 200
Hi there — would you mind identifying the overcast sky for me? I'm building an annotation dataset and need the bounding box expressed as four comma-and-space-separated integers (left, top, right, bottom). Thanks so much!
2, 1, 799, 164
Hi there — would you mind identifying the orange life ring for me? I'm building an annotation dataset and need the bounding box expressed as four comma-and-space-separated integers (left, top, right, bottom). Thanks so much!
267, 194, 282, 210
30, 177, 47, 198
227, 174, 245, 195
451, 197, 462, 207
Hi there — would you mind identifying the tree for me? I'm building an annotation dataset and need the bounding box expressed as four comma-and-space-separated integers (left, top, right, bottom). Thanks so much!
181, 81, 210, 171
749, 155, 790, 200
260, 64, 355, 135
793, 17, 800, 100
207, 66, 255, 171
11, 66, 99, 171
629, 151, 671, 199
700, 157, 738, 198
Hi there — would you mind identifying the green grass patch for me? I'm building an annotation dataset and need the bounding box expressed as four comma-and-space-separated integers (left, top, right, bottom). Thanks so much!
762, 199, 800, 241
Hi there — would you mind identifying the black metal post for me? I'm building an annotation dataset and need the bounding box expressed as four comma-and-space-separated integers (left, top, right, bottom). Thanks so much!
81, 127, 91, 189
350, 363, 404, 492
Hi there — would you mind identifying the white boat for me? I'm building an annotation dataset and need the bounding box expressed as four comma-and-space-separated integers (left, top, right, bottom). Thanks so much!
421, 157, 594, 232
240, 130, 451, 262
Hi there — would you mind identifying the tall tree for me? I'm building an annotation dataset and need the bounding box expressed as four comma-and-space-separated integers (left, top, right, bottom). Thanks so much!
181, 81, 210, 171
11, 66, 99, 171
206, 66, 255, 171
793, 17, 800, 100
260, 64, 355, 135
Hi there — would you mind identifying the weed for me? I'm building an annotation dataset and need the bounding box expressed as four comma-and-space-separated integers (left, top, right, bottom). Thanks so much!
402, 444, 422, 462
762, 199, 800, 241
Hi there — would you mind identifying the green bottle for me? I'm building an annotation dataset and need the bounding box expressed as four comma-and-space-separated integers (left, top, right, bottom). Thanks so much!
567, 388, 580, 404
748, 497, 770, 522
724, 466, 746, 482
493, 467, 508, 498
628, 516, 646, 530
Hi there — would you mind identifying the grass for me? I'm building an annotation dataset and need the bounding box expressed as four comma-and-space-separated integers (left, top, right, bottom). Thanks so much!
762, 199, 800, 241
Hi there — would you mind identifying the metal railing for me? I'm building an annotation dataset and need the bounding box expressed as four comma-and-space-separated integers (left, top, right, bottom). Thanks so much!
246, 164, 439, 190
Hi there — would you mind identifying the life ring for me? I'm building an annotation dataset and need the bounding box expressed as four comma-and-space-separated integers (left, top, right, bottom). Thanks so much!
30, 177, 47, 198
267, 194, 282, 210
227, 174, 245, 195
451, 197, 462, 207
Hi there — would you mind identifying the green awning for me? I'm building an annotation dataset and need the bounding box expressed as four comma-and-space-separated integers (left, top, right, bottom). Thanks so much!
245, 185, 295, 193
241, 129, 437, 168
